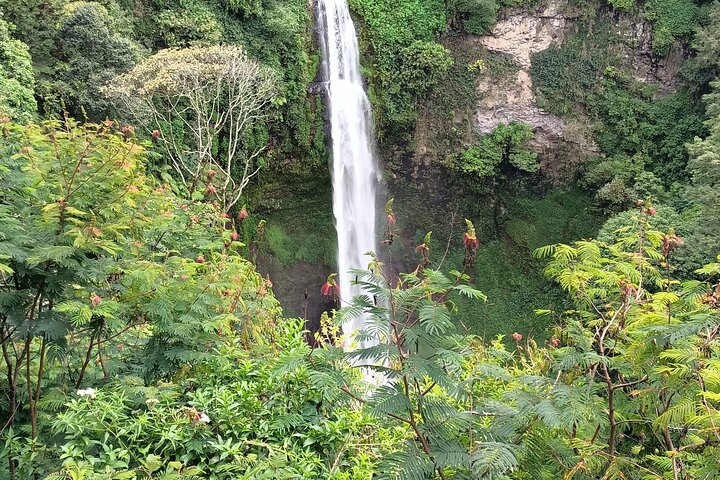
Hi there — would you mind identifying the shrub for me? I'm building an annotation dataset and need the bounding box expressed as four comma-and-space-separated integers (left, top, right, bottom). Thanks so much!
0, 118, 281, 477
450, 0, 500, 35
0, 17, 36, 122
348, 0, 447, 140
54, 2, 138, 119
399, 40, 453, 94
453, 122, 538, 178
645, 0, 699, 55
48, 322, 391, 479
154, 0, 223, 46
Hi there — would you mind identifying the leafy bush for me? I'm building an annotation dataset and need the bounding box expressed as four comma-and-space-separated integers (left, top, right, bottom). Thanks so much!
399, 41, 453, 94
529, 31, 610, 116
588, 69, 705, 185
0, 17, 36, 122
225, 0, 263, 16
598, 203, 682, 245
681, 80, 720, 274
453, 122, 538, 178
645, 0, 699, 55
607, 0, 635, 9
54, 2, 139, 119
449, 0, 499, 35
48, 321, 393, 479
682, 1, 720, 86
349, 0, 448, 140
154, 0, 223, 46
0, 118, 281, 477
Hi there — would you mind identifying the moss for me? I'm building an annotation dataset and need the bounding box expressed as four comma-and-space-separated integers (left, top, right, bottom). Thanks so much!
388, 164, 600, 342
454, 188, 601, 341
260, 187, 337, 268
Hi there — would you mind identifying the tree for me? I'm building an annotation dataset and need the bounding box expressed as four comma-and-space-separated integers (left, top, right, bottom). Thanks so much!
334, 249, 528, 479
681, 80, 720, 273
105, 45, 277, 213
535, 206, 720, 478
0, 16, 36, 122
0, 118, 279, 477
154, 0, 223, 47
54, 2, 138, 119
683, 1, 720, 86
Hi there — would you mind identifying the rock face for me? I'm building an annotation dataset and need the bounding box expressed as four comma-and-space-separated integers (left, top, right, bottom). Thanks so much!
479, 1, 569, 69
474, 0, 683, 149
614, 16, 684, 95
476, 1, 569, 151
411, 0, 684, 180
475, 70, 565, 150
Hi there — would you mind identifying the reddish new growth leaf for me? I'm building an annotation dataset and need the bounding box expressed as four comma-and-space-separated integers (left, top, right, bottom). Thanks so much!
321, 273, 339, 298
464, 233, 479, 249
119, 125, 134, 139
415, 231, 432, 268
90, 293, 102, 307
662, 229, 684, 257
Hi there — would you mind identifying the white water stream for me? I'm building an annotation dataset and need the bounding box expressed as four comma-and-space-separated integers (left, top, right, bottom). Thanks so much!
317, 0, 380, 347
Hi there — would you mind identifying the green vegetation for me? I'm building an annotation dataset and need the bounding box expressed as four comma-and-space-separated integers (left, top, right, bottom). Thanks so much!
682, 79, 720, 275
0, 0, 326, 188
3, 132, 719, 477
3, 0, 720, 478
588, 69, 705, 185
645, 0, 699, 55
263, 200, 336, 267
529, 20, 614, 116
452, 122, 538, 178
54, 2, 139, 119
0, 16, 36, 122
349, 0, 448, 140
447, 0, 536, 35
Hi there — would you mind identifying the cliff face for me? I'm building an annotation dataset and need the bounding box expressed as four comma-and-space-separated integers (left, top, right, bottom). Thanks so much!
474, 1, 570, 155
410, 0, 685, 180
479, 1, 568, 70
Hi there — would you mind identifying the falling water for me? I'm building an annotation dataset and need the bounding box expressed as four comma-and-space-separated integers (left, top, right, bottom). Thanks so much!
317, 0, 380, 347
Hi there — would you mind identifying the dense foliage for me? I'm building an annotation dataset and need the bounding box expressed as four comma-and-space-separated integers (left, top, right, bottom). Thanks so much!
452, 122, 538, 178
3, 139, 719, 478
3, 0, 720, 478
0, 119, 281, 477
0, 16, 36, 122
348, 0, 448, 140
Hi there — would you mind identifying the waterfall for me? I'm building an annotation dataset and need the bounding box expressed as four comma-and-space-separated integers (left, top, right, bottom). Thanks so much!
317, 0, 380, 347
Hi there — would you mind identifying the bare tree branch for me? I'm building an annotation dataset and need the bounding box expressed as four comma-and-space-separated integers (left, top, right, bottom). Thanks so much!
104, 46, 277, 211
